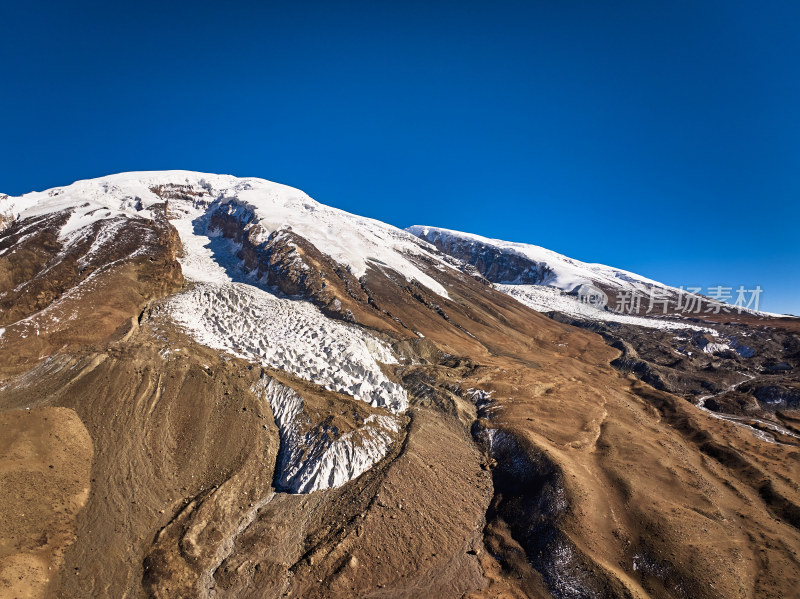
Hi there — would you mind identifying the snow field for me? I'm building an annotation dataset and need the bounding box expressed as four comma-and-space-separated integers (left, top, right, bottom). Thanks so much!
168, 283, 407, 413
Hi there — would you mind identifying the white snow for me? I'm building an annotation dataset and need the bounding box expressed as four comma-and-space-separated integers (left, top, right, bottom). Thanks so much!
167, 192, 407, 412
2, 171, 451, 297
217, 186, 450, 297
701, 342, 732, 355
496, 284, 715, 333
168, 200, 234, 285
257, 376, 400, 493
169, 283, 407, 412
1, 179, 156, 240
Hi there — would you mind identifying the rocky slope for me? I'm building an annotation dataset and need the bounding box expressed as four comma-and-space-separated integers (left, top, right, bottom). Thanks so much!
1, 172, 799, 599
410, 225, 800, 441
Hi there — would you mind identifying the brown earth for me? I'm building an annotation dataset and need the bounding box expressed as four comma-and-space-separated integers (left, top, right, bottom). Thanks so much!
0, 407, 92, 599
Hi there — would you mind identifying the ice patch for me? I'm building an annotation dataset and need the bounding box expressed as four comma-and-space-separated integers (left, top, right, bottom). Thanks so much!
702, 342, 731, 355
257, 377, 401, 493
169, 283, 407, 412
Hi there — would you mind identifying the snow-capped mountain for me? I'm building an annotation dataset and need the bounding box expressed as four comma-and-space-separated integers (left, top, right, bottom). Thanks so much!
2, 171, 451, 296
1, 171, 449, 493
408, 224, 777, 329
2, 172, 799, 599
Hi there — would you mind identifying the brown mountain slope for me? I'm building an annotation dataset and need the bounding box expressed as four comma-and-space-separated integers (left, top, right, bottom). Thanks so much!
0, 190, 798, 599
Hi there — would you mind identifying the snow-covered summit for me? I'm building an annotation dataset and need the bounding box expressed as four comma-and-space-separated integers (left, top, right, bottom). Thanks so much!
2, 171, 450, 296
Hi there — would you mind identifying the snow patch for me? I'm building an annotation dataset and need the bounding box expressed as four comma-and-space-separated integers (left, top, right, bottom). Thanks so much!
701, 342, 731, 355
168, 283, 407, 412
166, 187, 409, 411
257, 377, 400, 493
496, 284, 715, 333
410, 225, 787, 319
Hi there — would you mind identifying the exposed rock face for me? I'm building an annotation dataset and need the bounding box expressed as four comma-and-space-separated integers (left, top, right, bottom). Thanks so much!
751, 382, 800, 409
207, 204, 374, 323
0, 202, 183, 373
475, 426, 617, 599
412, 225, 555, 284
1, 172, 800, 599
547, 309, 800, 435
0, 204, 181, 329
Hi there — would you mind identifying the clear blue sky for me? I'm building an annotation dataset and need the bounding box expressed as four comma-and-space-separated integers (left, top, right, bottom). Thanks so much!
2, 1, 798, 314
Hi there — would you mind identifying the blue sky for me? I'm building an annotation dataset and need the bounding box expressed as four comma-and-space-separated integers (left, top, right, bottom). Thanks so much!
2, 1, 798, 314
